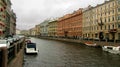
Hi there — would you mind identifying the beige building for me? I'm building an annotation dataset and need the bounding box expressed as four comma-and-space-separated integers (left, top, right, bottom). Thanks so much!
35, 24, 40, 36
83, 0, 120, 41
20, 30, 29, 36
29, 28, 36, 36
48, 20, 57, 37
16, 29, 21, 35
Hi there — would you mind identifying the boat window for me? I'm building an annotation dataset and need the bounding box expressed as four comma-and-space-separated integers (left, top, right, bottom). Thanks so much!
27, 43, 36, 48
107, 47, 112, 50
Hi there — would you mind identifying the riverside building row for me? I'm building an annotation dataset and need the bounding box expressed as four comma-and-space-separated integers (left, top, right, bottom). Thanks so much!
0, 0, 16, 38
29, 0, 120, 41
83, 0, 120, 41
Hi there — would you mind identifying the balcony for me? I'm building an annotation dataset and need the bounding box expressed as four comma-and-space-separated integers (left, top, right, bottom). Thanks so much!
108, 29, 117, 33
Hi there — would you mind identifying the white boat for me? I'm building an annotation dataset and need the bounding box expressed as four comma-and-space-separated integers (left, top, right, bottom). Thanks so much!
102, 46, 120, 55
25, 43, 38, 54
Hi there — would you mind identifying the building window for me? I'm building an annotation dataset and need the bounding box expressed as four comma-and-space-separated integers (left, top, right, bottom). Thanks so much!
0, 8, 3, 12
108, 17, 110, 22
105, 25, 106, 30
118, 15, 120, 20
105, 12, 106, 15
112, 24, 114, 29
118, 24, 120, 28
101, 26, 102, 30
118, 8, 120, 12
108, 4, 110, 8
108, 11, 110, 15
112, 16, 114, 21
118, 0, 120, 5
118, 33, 120, 40
113, 10, 114, 14
105, 18, 106, 22
108, 25, 110, 30
113, 2, 114, 7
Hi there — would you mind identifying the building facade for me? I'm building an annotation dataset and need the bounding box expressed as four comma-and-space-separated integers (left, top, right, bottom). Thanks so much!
29, 28, 36, 36
82, 0, 120, 41
16, 29, 21, 35
57, 9, 83, 39
10, 11, 16, 35
40, 20, 50, 37
35, 24, 40, 36
0, 0, 7, 38
48, 20, 57, 37
0, 0, 16, 38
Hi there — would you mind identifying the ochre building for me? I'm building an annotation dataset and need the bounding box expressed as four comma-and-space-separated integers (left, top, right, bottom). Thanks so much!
57, 8, 83, 38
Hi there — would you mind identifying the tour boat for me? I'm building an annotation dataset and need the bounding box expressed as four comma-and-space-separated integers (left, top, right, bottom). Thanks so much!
25, 42, 38, 54
85, 42, 97, 47
102, 46, 120, 55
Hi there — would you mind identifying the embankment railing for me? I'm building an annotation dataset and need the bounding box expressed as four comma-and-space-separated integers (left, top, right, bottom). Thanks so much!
8, 45, 15, 63
0, 49, 3, 67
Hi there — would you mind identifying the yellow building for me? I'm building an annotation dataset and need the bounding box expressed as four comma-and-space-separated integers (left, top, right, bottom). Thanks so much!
35, 24, 40, 36
83, 0, 120, 41
48, 20, 57, 37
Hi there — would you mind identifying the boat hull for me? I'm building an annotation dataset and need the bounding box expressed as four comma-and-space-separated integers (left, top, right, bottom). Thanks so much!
102, 46, 120, 55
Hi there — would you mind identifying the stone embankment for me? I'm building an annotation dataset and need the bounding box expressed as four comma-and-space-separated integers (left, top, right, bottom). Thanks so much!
0, 38, 25, 67
39, 37, 120, 47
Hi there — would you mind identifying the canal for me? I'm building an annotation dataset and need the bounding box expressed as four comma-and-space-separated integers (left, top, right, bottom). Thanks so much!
24, 38, 120, 67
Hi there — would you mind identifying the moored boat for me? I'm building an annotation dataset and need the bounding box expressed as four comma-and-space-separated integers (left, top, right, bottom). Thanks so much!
25, 42, 38, 54
102, 46, 120, 55
85, 42, 97, 47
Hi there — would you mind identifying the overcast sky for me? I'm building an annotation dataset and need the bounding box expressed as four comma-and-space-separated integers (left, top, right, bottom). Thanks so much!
11, 0, 105, 30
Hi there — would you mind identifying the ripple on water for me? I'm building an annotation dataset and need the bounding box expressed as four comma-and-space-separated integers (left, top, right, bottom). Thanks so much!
24, 38, 120, 67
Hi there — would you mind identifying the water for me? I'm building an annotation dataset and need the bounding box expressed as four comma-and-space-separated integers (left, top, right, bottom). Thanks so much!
24, 38, 120, 67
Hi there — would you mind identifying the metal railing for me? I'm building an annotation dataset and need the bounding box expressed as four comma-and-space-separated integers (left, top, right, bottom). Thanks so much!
0, 49, 3, 67
8, 45, 15, 63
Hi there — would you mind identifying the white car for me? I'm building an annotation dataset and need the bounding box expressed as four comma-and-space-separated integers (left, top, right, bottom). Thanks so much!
7, 37, 14, 44
0, 40, 10, 48
13, 35, 20, 42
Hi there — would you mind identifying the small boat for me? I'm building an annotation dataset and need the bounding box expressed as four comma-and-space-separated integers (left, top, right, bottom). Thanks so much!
85, 42, 97, 47
25, 42, 38, 54
102, 46, 120, 55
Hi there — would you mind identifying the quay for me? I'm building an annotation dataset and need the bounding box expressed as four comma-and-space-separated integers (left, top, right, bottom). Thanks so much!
38, 37, 120, 47
0, 38, 25, 67
1, 36, 120, 67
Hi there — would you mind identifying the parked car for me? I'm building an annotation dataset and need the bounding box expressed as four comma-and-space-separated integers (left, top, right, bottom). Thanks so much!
19, 35, 25, 39
13, 35, 20, 42
0, 39, 10, 48
7, 37, 14, 44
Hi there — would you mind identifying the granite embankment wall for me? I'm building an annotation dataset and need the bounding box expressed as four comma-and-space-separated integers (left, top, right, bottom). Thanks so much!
0, 38, 25, 67
39, 37, 120, 47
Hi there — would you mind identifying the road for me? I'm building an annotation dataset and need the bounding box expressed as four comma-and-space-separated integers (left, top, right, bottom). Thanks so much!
24, 37, 120, 67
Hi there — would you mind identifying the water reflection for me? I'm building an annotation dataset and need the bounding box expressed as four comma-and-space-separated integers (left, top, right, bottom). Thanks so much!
24, 38, 120, 67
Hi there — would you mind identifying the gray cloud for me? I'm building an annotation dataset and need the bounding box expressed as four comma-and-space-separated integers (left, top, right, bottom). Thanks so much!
11, 0, 104, 30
